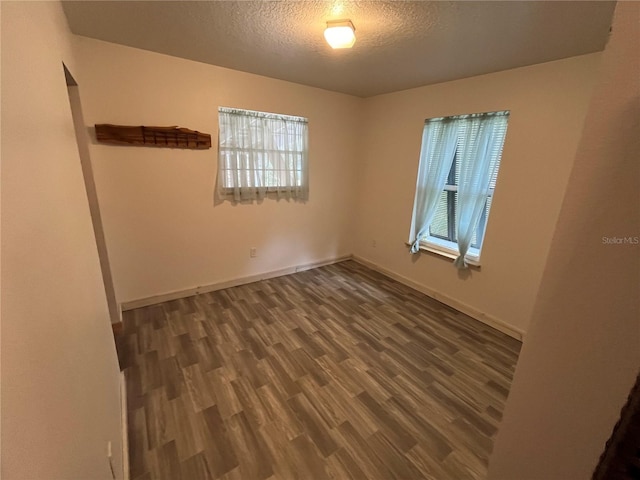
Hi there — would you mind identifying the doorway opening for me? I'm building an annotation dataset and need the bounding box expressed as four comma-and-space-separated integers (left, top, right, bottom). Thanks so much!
64, 63, 120, 326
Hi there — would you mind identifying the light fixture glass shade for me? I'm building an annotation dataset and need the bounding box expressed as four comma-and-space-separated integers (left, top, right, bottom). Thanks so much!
324, 20, 356, 49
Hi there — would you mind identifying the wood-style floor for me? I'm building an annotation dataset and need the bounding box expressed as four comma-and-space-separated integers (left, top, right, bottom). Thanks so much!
116, 260, 521, 480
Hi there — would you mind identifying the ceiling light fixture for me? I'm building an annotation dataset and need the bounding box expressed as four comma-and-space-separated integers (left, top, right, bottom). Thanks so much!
324, 19, 356, 49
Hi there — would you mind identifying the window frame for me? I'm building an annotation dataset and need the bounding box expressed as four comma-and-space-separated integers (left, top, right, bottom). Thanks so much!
415, 111, 508, 264
217, 106, 309, 201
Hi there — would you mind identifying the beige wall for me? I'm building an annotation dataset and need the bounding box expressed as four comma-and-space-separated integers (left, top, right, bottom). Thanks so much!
489, 2, 640, 478
353, 53, 602, 336
73, 37, 602, 338
1, 2, 123, 479
72, 37, 363, 305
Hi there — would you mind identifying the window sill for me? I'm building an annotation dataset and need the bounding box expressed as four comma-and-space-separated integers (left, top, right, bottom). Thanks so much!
406, 241, 482, 269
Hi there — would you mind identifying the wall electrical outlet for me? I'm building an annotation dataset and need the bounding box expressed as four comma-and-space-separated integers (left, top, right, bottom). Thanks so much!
371, 239, 377, 248
250, 247, 257, 258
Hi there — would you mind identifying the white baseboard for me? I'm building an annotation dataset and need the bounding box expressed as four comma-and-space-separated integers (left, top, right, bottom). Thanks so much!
352, 255, 525, 341
120, 371, 129, 480
121, 255, 352, 311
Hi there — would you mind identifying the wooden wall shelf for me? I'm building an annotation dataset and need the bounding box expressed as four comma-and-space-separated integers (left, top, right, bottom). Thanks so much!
95, 124, 211, 149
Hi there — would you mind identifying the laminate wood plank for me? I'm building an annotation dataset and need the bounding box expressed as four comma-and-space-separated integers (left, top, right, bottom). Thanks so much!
356, 391, 417, 452
415, 319, 463, 355
254, 289, 278, 309
428, 382, 498, 437
325, 447, 368, 480
385, 395, 454, 461
258, 421, 299, 480
288, 433, 331, 480
140, 351, 163, 394
313, 356, 362, 398
118, 260, 521, 480
256, 382, 303, 441
155, 326, 178, 361
486, 378, 510, 398
233, 349, 268, 389
207, 369, 242, 419
227, 411, 274, 480
366, 430, 425, 479
290, 348, 330, 387
180, 452, 214, 480
449, 416, 494, 460
175, 333, 199, 368
194, 336, 223, 372
200, 304, 227, 329
353, 341, 401, 378
295, 376, 348, 429
215, 342, 240, 380
441, 449, 484, 480
405, 443, 452, 480
182, 364, 216, 412
185, 317, 208, 341
322, 380, 380, 438
291, 327, 325, 359
154, 440, 182, 480
269, 342, 306, 380
291, 308, 323, 335
201, 405, 240, 477
227, 305, 252, 331
287, 393, 338, 457
347, 322, 387, 352
230, 375, 270, 429
144, 388, 176, 450
437, 371, 507, 420
334, 421, 396, 480
169, 395, 207, 462
344, 359, 394, 404
486, 404, 503, 421
311, 329, 350, 363
137, 322, 156, 355
216, 466, 242, 480
392, 321, 439, 348
381, 344, 437, 389
269, 317, 303, 350
166, 311, 189, 337
218, 323, 245, 352
404, 340, 456, 376
240, 328, 269, 360
263, 354, 302, 399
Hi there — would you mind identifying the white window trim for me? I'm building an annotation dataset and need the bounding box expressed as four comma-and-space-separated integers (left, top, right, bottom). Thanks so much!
420, 236, 481, 267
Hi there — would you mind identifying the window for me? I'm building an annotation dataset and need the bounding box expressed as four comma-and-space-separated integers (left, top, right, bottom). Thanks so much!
409, 111, 509, 268
428, 135, 501, 255
217, 107, 309, 202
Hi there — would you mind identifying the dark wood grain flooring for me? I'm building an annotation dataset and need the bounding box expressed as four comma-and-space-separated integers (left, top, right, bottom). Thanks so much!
117, 260, 521, 480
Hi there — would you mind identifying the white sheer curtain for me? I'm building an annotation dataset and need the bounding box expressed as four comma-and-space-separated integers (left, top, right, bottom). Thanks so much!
454, 113, 509, 268
217, 107, 308, 202
410, 118, 460, 253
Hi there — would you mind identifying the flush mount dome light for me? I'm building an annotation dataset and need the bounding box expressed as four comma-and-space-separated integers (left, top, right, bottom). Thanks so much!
324, 19, 356, 49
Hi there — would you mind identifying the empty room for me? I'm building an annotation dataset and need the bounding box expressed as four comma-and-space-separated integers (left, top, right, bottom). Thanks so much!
2, 1, 638, 480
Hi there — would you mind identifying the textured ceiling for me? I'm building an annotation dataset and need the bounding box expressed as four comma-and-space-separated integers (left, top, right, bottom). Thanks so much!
62, 1, 616, 97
